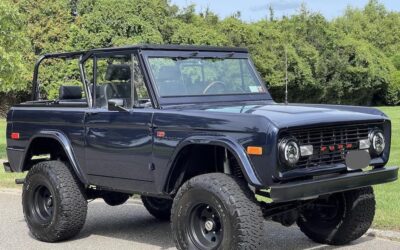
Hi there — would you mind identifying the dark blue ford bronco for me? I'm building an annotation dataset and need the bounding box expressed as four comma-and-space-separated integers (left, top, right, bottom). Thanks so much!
3, 44, 398, 249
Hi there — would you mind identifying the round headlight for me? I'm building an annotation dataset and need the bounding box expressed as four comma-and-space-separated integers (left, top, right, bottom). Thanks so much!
369, 130, 385, 156
279, 137, 300, 167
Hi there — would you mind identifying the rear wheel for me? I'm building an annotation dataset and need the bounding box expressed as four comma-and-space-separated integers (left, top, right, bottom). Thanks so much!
297, 187, 375, 245
22, 161, 87, 242
171, 173, 264, 250
141, 196, 172, 221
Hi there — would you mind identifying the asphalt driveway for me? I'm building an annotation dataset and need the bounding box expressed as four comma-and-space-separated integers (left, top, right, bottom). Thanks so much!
1, 189, 399, 250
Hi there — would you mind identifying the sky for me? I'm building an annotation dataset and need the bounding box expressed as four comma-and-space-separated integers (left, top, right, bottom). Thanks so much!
170, 0, 400, 22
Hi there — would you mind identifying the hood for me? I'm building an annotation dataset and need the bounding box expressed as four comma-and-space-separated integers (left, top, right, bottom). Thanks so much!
173, 102, 388, 129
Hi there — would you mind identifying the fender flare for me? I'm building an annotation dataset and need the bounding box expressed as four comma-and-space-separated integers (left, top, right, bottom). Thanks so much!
22, 130, 88, 185
165, 135, 263, 190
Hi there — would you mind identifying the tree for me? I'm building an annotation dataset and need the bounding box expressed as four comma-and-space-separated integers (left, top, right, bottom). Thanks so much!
17, 0, 75, 54
335, 0, 400, 55
1, 0, 400, 106
0, 0, 30, 92
317, 36, 394, 105
70, 0, 166, 49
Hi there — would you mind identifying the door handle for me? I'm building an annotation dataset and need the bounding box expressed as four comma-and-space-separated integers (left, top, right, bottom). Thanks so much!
87, 112, 99, 116
85, 112, 99, 118
148, 124, 157, 134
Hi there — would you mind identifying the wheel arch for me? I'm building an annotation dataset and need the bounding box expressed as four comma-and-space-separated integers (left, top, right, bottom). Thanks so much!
164, 136, 262, 194
22, 130, 88, 185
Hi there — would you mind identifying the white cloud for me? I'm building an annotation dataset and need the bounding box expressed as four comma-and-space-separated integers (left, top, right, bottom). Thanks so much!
250, 0, 302, 12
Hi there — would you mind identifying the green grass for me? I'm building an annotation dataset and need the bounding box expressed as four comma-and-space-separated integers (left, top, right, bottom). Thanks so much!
0, 119, 25, 187
0, 107, 399, 229
0, 119, 6, 159
372, 107, 400, 230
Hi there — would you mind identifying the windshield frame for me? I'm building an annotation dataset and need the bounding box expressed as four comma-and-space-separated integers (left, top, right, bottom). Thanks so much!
141, 50, 272, 106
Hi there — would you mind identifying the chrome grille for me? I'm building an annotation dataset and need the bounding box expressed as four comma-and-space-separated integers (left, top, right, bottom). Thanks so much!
281, 123, 381, 169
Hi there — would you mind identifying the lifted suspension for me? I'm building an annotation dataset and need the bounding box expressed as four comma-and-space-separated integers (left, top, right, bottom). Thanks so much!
257, 189, 315, 227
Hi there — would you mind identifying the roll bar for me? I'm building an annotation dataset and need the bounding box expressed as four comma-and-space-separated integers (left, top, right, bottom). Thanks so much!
31, 51, 86, 100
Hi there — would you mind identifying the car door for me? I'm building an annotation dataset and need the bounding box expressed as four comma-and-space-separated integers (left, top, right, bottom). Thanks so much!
84, 52, 155, 192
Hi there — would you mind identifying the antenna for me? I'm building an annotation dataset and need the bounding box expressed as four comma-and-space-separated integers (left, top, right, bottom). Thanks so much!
284, 47, 288, 105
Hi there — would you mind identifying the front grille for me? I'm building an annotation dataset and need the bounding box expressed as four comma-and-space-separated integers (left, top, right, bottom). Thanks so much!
281, 123, 382, 169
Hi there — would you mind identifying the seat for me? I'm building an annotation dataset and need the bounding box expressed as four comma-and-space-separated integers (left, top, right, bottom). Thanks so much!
97, 64, 132, 108
59, 85, 82, 100
156, 66, 187, 96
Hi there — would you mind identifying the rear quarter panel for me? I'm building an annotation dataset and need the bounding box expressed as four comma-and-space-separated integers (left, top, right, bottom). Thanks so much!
7, 106, 87, 173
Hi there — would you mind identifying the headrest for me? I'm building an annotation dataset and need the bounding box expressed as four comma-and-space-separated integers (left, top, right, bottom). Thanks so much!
157, 66, 182, 82
59, 85, 82, 100
105, 64, 131, 81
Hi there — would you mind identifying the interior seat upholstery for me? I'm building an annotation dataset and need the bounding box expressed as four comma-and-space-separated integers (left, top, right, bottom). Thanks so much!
97, 64, 132, 108
156, 66, 187, 96
59, 85, 82, 100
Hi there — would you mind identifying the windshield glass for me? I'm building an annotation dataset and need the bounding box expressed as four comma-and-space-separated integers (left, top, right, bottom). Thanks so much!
147, 57, 266, 97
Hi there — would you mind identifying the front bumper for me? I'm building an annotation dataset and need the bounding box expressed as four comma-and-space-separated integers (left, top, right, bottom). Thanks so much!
270, 166, 398, 202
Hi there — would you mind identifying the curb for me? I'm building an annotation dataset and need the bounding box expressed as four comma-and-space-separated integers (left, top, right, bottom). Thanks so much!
367, 229, 400, 242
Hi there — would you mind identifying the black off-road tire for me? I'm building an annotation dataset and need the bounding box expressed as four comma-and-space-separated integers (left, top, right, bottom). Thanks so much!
297, 187, 375, 245
141, 196, 172, 221
171, 173, 264, 250
22, 161, 88, 242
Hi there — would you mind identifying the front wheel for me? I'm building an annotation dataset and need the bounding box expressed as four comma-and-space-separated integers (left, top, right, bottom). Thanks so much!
297, 187, 375, 245
171, 173, 264, 250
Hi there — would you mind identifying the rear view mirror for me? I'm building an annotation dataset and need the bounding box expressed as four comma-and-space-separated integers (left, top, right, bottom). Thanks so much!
108, 99, 126, 111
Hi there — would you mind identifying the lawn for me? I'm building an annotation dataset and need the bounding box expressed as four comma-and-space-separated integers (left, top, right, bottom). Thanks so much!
0, 119, 6, 159
0, 120, 24, 187
372, 107, 400, 230
0, 107, 399, 229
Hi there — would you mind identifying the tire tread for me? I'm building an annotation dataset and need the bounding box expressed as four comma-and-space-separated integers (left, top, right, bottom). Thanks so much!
23, 160, 87, 242
298, 187, 375, 245
171, 173, 264, 250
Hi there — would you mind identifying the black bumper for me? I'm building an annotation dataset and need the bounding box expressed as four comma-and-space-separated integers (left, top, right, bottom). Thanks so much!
270, 166, 398, 202
3, 161, 12, 173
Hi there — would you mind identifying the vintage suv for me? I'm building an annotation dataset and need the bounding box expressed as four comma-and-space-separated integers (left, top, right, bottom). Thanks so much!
3, 45, 398, 249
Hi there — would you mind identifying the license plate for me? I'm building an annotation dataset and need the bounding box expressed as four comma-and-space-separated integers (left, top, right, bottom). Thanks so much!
346, 150, 371, 170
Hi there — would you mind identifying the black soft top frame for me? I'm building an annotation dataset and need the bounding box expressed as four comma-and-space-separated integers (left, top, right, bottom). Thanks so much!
31, 44, 249, 101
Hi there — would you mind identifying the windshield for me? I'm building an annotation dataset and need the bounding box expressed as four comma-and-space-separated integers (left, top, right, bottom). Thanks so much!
147, 57, 266, 97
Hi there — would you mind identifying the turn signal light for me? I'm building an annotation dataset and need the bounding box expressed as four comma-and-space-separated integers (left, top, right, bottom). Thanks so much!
247, 146, 263, 156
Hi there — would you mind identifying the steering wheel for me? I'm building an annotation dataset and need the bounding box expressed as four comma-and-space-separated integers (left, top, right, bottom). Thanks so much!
203, 81, 227, 94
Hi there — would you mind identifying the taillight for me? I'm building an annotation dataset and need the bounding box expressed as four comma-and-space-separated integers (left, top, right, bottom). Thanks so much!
11, 132, 20, 140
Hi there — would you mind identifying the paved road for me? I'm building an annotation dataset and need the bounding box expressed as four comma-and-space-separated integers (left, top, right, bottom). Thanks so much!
1, 190, 400, 250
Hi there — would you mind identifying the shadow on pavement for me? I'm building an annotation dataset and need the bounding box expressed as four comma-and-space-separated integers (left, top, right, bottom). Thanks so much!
74, 200, 373, 250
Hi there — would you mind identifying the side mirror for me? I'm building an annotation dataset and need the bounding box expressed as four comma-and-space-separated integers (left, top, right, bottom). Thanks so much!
108, 99, 126, 111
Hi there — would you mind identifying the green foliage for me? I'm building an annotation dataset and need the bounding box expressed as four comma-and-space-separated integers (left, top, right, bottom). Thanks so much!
17, 0, 75, 54
0, 0, 30, 92
1, 0, 400, 105
335, 0, 400, 54
317, 36, 394, 105
170, 6, 228, 45
71, 0, 167, 49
